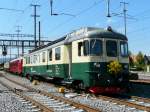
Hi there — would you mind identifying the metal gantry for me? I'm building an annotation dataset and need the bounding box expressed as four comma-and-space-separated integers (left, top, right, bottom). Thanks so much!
0, 39, 50, 47
0, 33, 50, 55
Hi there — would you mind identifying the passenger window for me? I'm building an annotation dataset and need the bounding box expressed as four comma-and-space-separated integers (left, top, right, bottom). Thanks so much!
33, 55, 36, 64
90, 39, 103, 56
106, 40, 117, 57
78, 42, 83, 56
30, 56, 32, 64
48, 49, 52, 61
38, 55, 40, 63
25, 57, 27, 64
28, 57, 30, 64
120, 41, 128, 57
83, 40, 89, 56
42, 52, 46, 62
55, 47, 61, 60
35, 55, 38, 63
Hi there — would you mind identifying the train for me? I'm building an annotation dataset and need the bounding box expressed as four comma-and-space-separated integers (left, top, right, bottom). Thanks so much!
4, 26, 130, 94
4, 57, 23, 75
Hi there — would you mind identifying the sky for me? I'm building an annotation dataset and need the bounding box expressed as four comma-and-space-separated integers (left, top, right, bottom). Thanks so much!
0, 0, 150, 59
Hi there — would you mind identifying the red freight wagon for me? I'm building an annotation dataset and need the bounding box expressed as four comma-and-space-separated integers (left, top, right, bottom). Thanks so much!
9, 58, 23, 75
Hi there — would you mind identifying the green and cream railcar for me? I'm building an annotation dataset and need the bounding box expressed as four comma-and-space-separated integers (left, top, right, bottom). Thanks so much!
23, 27, 129, 93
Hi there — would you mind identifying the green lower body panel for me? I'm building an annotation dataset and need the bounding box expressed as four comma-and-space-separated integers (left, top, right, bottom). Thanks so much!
23, 62, 129, 88
23, 64, 69, 78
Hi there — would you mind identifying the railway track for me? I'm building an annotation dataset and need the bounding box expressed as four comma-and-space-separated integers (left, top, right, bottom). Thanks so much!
1, 72, 150, 112
97, 95, 150, 112
0, 73, 101, 112
0, 81, 41, 112
130, 79, 150, 84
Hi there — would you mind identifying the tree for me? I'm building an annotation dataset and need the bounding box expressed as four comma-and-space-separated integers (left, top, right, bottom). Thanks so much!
136, 51, 144, 65
128, 50, 134, 67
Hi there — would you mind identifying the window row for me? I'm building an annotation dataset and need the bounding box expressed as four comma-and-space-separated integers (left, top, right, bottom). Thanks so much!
78, 39, 128, 57
25, 47, 61, 64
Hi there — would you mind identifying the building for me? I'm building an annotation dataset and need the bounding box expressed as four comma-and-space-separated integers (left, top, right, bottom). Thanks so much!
144, 55, 150, 65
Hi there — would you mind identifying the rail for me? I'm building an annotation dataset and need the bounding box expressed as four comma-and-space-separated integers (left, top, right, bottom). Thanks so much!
97, 95, 150, 111
1, 73, 101, 112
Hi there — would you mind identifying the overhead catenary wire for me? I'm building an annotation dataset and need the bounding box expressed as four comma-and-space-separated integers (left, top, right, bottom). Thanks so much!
4, 0, 35, 59
48, 0, 104, 33
8, 1, 34, 33
0, 7, 23, 12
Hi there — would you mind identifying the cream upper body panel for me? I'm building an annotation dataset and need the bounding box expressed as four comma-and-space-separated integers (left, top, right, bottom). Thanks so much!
23, 45, 70, 67
72, 39, 105, 63
72, 38, 129, 63
23, 27, 129, 67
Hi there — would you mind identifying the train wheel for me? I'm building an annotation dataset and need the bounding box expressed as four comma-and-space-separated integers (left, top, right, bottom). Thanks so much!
78, 82, 85, 90
26, 74, 30, 79
72, 81, 85, 90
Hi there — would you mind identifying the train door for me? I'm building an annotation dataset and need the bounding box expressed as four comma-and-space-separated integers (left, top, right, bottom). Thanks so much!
66, 44, 72, 79
47, 49, 54, 77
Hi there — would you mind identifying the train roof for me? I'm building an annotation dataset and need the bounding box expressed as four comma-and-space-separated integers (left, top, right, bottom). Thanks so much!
29, 26, 127, 54
10, 57, 22, 62
65, 26, 127, 43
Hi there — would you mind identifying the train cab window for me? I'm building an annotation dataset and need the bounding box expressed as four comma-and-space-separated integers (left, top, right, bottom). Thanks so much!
106, 40, 117, 57
48, 49, 52, 61
120, 42, 128, 57
55, 47, 61, 60
83, 40, 89, 56
42, 52, 46, 62
90, 39, 102, 56
78, 42, 83, 56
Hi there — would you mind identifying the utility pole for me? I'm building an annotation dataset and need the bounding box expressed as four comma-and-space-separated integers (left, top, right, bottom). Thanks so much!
38, 21, 41, 46
120, 2, 128, 36
106, 0, 111, 17
50, 0, 53, 15
16, 25, 22, 57
31, 4, 40, 48
9, 40, 11, 61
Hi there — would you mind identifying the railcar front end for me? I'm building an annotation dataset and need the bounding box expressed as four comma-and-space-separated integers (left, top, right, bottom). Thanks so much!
70, 27, 129, 94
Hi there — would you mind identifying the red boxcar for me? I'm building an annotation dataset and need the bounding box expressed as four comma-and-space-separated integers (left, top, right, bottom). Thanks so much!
9, 58, 23, 75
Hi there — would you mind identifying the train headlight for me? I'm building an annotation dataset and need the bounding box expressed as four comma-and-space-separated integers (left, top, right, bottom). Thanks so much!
97, 74, 102, 79
118, 77, 123, 82
107, 79, 110, 84
94, 63, 100, 68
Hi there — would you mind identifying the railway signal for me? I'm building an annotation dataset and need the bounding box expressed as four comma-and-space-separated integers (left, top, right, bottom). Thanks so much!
2, 45, 7, 56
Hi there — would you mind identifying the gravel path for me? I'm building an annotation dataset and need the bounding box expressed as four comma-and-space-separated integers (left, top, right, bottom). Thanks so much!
0, 77, 28, 91
0, 79, 40, 112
